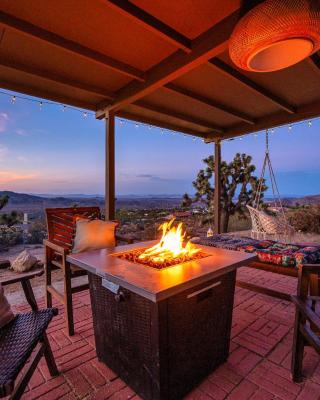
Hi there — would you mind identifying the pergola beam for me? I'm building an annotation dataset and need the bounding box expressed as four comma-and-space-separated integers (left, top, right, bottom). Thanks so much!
105, 0, 191, 53
309, 53, 320, 73
116, 111, 214, 139
222, 100, 320, 140
208, 58, 296, 114
0, 59, 114, 99
0, 11, 145, 82
165, 83, 255, 125
134, 101, 223, 133
100, 11, 240, 113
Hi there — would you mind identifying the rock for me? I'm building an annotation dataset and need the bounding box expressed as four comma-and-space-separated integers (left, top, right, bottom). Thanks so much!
11, 250, 38, 273
0, 260, 10, 269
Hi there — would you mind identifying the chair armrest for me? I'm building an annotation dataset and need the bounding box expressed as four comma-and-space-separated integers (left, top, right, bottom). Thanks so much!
299, 264, 320, 275
43, 239, 68, 255
291, 295, 320, 329
116, 235, 134, 244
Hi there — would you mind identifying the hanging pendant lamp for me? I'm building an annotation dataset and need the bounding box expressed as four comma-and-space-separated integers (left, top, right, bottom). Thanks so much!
229, 0, 320, 72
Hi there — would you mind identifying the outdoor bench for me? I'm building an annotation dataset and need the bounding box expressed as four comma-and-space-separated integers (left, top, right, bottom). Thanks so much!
196, 235, 320, 301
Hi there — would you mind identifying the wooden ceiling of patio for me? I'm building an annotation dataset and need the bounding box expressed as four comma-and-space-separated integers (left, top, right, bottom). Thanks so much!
1, 0, 320, 140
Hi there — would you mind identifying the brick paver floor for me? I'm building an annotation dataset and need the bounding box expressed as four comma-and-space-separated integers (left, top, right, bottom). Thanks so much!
8, 266, 320, 399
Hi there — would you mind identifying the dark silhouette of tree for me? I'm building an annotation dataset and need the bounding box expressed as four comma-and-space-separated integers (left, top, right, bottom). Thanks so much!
181, 193, 192, 209
0, 195, 21, 227
184, 153, 267, 232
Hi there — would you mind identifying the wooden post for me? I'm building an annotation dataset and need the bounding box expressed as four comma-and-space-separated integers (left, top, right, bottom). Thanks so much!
214, 140, 221, 234
105, 112, 115, 220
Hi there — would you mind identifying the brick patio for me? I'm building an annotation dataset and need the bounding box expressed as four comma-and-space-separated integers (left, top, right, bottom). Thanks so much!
10, 267, 320, 400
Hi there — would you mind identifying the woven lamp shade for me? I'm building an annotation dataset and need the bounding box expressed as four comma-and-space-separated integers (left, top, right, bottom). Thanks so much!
229, 0, 320, 72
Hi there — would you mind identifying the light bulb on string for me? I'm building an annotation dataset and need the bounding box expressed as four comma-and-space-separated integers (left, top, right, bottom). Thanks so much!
11, 96, 16, 104
39, 101, 43, 110
83, 112, 88, 118
148, 125, 152, 130
288, 125, 292, 132
119, 120, 124, 126
61, 105, 66, 112
308, 121, 312, 128
135, 123, 139, 128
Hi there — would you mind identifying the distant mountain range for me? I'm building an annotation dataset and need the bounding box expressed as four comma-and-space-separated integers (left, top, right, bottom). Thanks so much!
1, 191, 320, 215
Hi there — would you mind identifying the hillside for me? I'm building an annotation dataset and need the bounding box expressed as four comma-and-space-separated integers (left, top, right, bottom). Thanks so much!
282, 195, 320, 206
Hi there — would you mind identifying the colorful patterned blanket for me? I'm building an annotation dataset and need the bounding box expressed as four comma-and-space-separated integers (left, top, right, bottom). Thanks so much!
196, 235, 320, 268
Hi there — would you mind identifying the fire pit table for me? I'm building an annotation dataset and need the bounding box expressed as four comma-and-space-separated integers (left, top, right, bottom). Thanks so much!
68, 241, 256, 399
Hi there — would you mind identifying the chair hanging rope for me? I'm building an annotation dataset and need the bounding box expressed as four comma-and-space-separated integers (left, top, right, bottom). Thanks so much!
253, 129, 287, 221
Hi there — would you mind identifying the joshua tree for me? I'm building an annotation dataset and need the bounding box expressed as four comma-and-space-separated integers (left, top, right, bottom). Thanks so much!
181, 193, 192, 209
0, 195, 21, 227
184, 153, 267, 232
0, 195, 9, 211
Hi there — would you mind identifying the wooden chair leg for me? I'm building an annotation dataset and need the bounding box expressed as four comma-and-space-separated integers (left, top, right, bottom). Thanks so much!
42, 333, 59, 377
291, 311, 305, 382
21, 279, 38, 311
63, 261, 74, 336
45, 246, 52, 308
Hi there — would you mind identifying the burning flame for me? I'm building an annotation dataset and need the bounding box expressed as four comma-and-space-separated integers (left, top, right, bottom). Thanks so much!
138, 219, 200, 265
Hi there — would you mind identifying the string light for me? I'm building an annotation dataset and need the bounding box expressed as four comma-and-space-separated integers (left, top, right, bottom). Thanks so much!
0, 90, 317, 144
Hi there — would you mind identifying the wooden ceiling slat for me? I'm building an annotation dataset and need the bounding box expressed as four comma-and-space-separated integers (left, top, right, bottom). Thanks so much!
165, 83, 255, 125
208, 58, 296, 114
222, 100, 320, 140
100, 11, 240, 113
117, 110, 214, 139
134, 100, 223, 133
106, 0, 191, 53
0, 79, 95, 110
0, 11, 145, 82
0, 59, 114, 99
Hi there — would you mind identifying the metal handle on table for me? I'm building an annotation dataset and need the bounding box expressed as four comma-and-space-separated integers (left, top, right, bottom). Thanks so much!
115, 291, 126, 303
187, 281, 221, 299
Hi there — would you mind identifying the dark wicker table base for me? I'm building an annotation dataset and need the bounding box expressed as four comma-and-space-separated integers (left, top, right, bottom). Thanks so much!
88, 270, 236, 400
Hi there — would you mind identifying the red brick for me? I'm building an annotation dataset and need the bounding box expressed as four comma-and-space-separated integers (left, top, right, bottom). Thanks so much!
21, 376, 65, 400
297, 381, 320, 400
109, 386, 136, 399
65, 368, 92, 397
91, 378, 127, 400
80, 362, 107, 387
227, 379, 258, 400
91, 358, 118, 381
60, 349, 96, 371
27, 368, 45, 389
199, 379, 227, 400
185, 388, 214, 400
249, 388, 274, 400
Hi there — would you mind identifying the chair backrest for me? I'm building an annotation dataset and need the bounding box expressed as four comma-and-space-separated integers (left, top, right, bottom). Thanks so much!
246, 205, 265, 234
45, 207, 101, 251
247, 205, 289, 235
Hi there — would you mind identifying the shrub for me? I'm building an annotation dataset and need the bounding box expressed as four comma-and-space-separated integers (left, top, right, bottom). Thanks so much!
287, 206, 320, 233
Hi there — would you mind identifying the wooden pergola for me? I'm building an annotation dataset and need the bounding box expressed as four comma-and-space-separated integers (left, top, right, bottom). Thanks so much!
1, 0, 320, 233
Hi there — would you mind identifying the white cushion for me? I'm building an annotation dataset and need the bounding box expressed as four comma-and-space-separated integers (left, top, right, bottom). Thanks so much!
72, 219, 117, 253
11, 249, 38, 272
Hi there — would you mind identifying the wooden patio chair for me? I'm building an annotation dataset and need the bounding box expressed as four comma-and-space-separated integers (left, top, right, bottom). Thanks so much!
291, 264, 320, 382
44, 206, 133, 336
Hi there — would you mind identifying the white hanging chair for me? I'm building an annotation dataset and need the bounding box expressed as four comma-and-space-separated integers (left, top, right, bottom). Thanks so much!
247, 130, 295, 242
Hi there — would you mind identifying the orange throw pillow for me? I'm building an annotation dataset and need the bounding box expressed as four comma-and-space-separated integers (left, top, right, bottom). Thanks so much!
72, 219, 117, 253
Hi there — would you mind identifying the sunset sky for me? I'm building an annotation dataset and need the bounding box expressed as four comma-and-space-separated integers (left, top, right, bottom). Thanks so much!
1, 89, 320, 197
